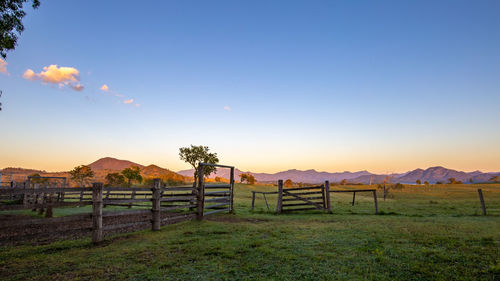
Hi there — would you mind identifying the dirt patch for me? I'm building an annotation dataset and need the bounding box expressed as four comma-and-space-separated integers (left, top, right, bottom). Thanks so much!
205, 215, 269, 224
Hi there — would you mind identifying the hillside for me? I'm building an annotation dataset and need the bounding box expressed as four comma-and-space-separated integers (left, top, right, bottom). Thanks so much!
88, 157, 144, 171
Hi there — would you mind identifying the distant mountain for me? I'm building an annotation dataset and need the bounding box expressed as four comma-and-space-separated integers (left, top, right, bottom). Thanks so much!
178, 168, 373, 183
178, 166, 500, 184
88, 157, 144, 171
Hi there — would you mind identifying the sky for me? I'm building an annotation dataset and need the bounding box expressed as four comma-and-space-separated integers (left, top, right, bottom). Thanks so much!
0, 0, 499, 174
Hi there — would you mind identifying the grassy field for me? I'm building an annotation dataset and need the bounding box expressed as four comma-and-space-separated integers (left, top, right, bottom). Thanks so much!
1, 183, 499, 280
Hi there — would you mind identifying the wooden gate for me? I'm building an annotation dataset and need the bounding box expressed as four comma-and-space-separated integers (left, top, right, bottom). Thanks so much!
276, 180, 329, 213
196, 163, 235, 218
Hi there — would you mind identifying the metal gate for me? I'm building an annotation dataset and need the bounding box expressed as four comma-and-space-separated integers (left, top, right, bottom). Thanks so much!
196, 163, 234, 218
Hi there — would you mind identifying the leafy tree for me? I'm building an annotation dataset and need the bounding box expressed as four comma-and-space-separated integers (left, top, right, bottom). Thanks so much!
240, 173, 255, 185
489, 176, 500, 183
284, 179, 293, 187
214, 176, 222, 182
424, 181, 429, 185
416, 179, 421, 185
29, 173, 48, 185
69, 165, 94, 187
340, 179, 347, 185
469, 178, 473, 184
121, 166, 142, 187
105, 172, 126, 187
448, 177, 457, 184
179, 145, 219, 186
1, 0, 40, 58
436, 181, 443, 184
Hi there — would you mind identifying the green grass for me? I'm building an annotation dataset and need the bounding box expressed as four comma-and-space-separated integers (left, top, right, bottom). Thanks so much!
1, 183, 499, 280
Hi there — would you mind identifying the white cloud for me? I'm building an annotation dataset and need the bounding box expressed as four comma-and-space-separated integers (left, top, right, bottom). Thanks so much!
23, 64, 84, 91
123, 98, 134, 104
223, 106, 231, 111
135, 103, 140, 107
100, 84, 109, 92
0, 58, 8, 74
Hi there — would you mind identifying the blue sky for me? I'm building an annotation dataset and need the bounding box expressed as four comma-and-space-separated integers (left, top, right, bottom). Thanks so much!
1, 0, 499, 173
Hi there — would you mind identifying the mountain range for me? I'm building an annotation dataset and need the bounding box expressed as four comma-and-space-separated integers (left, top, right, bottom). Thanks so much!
178, 166, 500, 184
2, 157, 499, 185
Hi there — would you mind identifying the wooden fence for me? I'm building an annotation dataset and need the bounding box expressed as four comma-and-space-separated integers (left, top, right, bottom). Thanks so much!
252, 180, 378, 214
0, 166, 235, 245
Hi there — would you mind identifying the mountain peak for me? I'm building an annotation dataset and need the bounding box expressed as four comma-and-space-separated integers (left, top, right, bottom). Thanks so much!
88, 157, 144, 171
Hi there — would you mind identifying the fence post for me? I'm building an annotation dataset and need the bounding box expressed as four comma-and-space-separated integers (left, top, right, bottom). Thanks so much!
152, 179, 161, 231
230, 167, 235, 214
325, 181, 332, 214
197, 165, 205, 220
92, 182, 103, 244
277, 180, 283, 214
372, 190, 378, 214
478, 188, 486, 215
251, 191, 256, 211
352, 191, 356, 206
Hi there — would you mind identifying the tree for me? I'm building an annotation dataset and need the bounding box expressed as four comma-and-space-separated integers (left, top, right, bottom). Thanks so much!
416, 179, 421, 185
214, 176, 222, 182
69, 165, 94, 187
29, 173, 48, 185
284, 179, 293, 187
424, 181, 429, 185
448, 177, 457, 184
121, 166, 142, 187
1, 0, 40, 58
340, 179, 347, 185
240, 173, 255, 185
105, 172, 126, 187
179, 145, 219, 186
489, 176, 500, 183
469, 178, 473, 184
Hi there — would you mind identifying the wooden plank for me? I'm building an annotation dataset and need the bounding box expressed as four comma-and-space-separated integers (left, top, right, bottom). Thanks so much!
205, 202, 230, 209
478, 189, 487, 215
204, 190, 230, 196
160, 196, 196, 202
283, 191, 324, 197
204, 208, 230, 216
352, 191, 356, 206
204, 184, 231, 189
102, 209, 151, 217
282, 185, 323, 191
0, 213, 91, 228
205, 196, 230, 203
0, 201, 92, 210
102, 187, 151, 192
162, 204, 197, 211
